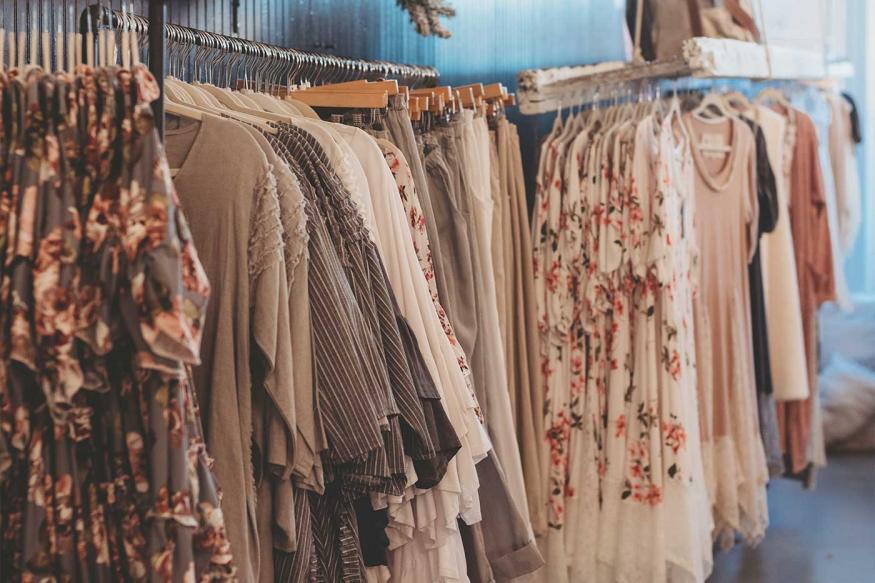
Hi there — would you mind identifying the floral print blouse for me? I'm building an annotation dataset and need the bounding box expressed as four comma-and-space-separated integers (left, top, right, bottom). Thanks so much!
376, 138, 482, 422
0, 65, 234, 582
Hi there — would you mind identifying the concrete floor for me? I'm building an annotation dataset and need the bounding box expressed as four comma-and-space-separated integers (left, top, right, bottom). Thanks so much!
708, 453, 875, 583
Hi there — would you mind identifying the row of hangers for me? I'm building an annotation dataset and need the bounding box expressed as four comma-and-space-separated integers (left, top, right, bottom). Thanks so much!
0, 2, 144, 72
408, 82, 517, 121
98, 6, 441, 92
234, 77, 517, 122
0, 2, 520, 124
549, 77, 798, 154
92, 4, 518, 120
144, 4, 516, 120
143, 4, 523, 119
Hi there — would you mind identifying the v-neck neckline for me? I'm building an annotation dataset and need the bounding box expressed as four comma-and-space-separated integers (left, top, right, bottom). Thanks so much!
165, 114, 215, 183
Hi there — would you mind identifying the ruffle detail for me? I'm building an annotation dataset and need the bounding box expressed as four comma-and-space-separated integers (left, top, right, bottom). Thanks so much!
248, 165, 285, 286
276, 169, 311, 289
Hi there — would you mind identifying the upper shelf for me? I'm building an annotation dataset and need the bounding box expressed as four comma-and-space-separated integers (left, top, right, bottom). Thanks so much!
518, 37, 843, 115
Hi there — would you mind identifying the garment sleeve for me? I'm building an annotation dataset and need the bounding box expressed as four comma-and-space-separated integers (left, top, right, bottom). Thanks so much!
834, 99, 863, 254
0, 431, 9, 483
250, 167, 297, 473
124, 124, 211, 372
806, 127, 837, 305
841, 131, 863, 254
745, 132, 760, 264
754, 126, 779, 236
249, 167, 298, 552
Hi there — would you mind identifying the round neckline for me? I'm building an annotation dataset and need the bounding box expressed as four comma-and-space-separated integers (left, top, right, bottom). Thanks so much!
686, 115, 739, 192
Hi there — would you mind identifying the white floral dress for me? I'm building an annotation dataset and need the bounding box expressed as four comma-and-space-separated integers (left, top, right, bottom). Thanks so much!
533, 107, 716, 583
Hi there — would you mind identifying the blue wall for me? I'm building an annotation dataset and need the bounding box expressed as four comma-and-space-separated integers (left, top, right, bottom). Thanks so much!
842, 0, 874, 296
423, 0, 629, 199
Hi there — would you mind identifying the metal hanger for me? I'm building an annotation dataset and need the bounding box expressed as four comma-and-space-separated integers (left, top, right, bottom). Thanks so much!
97, 5, 439, 92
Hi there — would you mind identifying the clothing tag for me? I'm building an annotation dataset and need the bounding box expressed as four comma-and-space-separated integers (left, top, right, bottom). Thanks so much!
700, 133, 728, 159
700, 133, 727, 149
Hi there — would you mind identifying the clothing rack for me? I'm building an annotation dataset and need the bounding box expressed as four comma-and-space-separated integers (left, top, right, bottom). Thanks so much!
77, 2, 168, 134
82, 3, 439, 137
517, 36, 831, 115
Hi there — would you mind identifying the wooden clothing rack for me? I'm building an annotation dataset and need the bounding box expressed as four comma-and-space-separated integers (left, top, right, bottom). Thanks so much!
517, 37, 852, 115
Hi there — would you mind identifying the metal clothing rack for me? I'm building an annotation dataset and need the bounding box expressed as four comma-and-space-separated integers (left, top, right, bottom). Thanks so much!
77, 2, 168, 134
83, 2, 439, 138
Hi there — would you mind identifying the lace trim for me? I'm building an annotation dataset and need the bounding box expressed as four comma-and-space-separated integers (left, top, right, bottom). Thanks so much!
248, 165, 285, 285
706, 436, 769, 550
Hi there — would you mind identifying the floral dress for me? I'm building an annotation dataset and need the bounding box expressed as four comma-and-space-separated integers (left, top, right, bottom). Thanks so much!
0, 65, 234, 582
533, 105, 715, 583
533, 114, 574, 583
684, 112, 769, 550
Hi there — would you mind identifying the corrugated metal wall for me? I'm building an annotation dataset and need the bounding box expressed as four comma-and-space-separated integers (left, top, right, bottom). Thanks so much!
2, 0, 625, 203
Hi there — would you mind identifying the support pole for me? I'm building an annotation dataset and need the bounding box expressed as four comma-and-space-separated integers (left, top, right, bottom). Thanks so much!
148, 0, 166, 138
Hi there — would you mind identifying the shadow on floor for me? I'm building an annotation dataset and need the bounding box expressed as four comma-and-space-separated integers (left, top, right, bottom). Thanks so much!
709, 452, 875, 583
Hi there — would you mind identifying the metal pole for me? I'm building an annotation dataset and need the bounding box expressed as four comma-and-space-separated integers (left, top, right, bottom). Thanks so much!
148, 0, 166, 137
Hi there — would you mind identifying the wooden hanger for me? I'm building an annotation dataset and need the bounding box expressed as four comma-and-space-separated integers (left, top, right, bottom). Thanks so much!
457, 87, 477, 109
288, 79, 394, 108
409, 96, 425, 121
412, 89, 451, 116
429, 94, 446, 114
288, 87, 389, 109
41, 26, 51, 71
483, 83, 506, 100
316, 79, 400, 96
165, 100, 204, 122
413, 85, 452, 103
29, 13, 38, 68
457, 83, 484, 99
418, 86, 461, 115
236, 79, 390, 109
